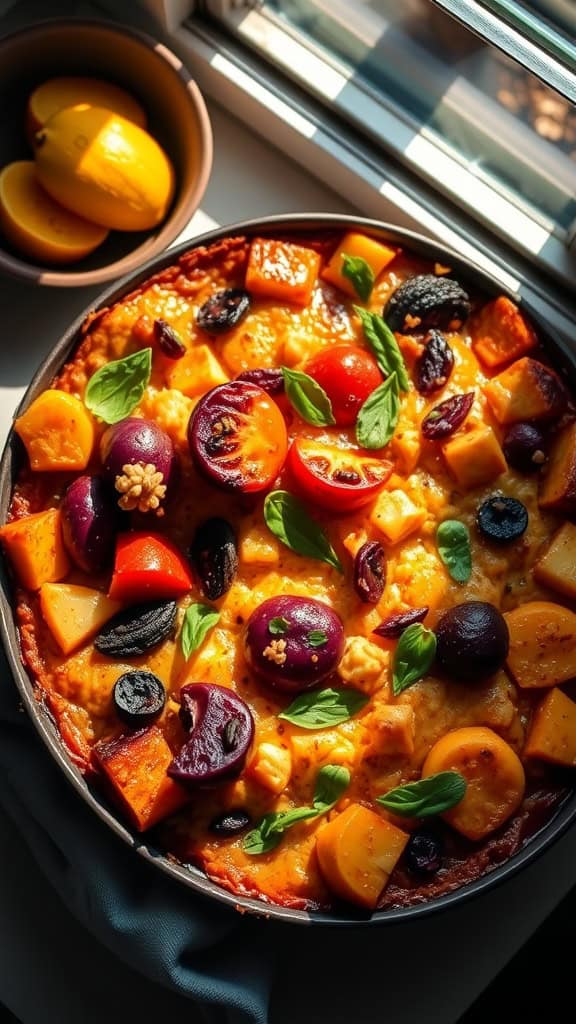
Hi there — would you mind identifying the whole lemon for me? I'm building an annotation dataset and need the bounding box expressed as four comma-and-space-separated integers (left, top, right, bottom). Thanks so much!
34, 104, 175, 231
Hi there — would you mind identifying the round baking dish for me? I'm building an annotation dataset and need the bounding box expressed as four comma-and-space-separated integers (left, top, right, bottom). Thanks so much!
1, 214, 575, 925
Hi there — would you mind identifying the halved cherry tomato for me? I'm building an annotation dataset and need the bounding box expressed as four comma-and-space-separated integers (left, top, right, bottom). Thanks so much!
287, 437, 392, 512
188, 381, 288, 493
305, 346, 382, 426
109, 532, 193, 602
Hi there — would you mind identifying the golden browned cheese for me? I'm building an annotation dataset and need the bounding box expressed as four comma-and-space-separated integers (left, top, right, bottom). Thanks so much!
8, 234, 570, 911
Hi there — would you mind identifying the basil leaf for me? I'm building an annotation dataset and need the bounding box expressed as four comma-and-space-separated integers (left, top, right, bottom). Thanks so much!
242, 817, 284, 855
181, 603, 219, 660
85, 348, 152, 424
354, 307, 410, 392
282, 367, 335, 427
355, 372, 400, 450
278, 687, 368, 729
341, 253, 374, 302
307, 629, 328, 648
376, 770, 467, 818
313, 764, 351, 810
244, 764, 350, 855
437, 520, 472, 583
264, 490, 342, 572
269, 616, 289, 636
392, 623, 437, 695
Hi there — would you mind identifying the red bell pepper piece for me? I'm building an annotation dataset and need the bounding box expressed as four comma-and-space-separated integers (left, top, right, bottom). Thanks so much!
109, 531, 193, 603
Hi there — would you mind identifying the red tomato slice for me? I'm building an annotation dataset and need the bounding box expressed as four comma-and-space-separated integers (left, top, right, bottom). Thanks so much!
287, 437, 392, 512
109, 532, 193, 602
305, 346, 382, 426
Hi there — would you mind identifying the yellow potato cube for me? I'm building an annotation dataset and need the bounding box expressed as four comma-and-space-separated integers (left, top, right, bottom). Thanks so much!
338, 636, 388, 694
246, 742, 292, 794
165, 344, 228, 397
239, 524, 281, 566
534, 522, 576, 601
524, 688, 576, 767
364, 704, 415, 757
39, 583, 122, 654
391, 428, 421, 475
322, 232, 396, 298
442, 426, 507, 490
369, 489, 426, 545
0, 509, 69, 590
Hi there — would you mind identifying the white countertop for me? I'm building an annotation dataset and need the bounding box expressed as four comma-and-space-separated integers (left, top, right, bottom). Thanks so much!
0, 96, 575, 1024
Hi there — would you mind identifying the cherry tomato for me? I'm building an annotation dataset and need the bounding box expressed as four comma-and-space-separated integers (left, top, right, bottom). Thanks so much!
305, 346, 382, 426
287, 437, 392, 512
188, 381, 288, 493
109, 531, 193, 602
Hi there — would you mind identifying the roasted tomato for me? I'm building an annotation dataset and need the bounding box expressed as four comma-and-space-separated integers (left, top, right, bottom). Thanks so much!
304, 345, 382, 426
188, 381, 288, 493
287, 437, 392, 512
109, 532, 193, 602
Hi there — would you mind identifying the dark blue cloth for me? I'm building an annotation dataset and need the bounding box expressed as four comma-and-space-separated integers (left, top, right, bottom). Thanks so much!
0, 650, 274, 1024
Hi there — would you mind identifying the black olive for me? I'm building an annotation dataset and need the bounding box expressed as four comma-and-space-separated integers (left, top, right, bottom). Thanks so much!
190, 517, 238, 601
94, 600, 177, 658
405, 830, 444, 876
435, 601, 509, 682
385, 274, 471, 334
477, 496, 528, 543
113, 671, 166, 727
196, 289, 251, 334
209, 808, 251, 836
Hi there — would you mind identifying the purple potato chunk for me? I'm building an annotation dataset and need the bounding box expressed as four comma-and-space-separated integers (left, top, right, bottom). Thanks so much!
168, 683, 254, 787
245, 595, 345, 693
435, 601, 509, 682
100, 417, 176, 515
503, 422, 547, 473
61, 474, 119, 572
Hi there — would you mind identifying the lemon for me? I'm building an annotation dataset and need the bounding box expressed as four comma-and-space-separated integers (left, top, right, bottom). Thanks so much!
26, 77, 146, 143
0, 161, 108, 264
34, 105, 175, 232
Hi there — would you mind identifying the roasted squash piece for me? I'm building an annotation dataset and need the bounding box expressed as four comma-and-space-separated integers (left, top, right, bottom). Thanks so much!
321, 231, 396, 297
14, 390, 95, 471
39, 583, 122, 655
422, 726, 525, 841
245, 237, 321, 306
0, 509, 69, 590
369, 489, 426, 544
538, 422, 576, 516
483, 357, 566, 425
94, 726, 189, 831
316, 803, 409, 908
534, 523, 576, 600
164, 345, 228, 397
471, 296, 538, 369
442, 425, 507, 489
246, 741, 292, 795
524, 688, 576, 767
505, 601, 576, 688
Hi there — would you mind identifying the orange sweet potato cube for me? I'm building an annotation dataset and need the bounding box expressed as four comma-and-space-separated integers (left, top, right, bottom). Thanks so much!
483, 357, 566, 425
538, 422, 576, 516
533, 523, 576, 600
322, 231, 396, 298
442, 426, 507, 490
524, 688, 576, 767
245, 237, 320, 306
0, 509, 70, 590
94, 726, 189, 831
471, 296, 538, 369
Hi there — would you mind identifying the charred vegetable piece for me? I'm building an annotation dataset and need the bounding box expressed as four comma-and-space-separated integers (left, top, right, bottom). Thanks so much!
538, 421, 576, 515
169, 683, 254, 786
476, 496, 528, 543
353, 540, 387, 604
304, 345, 383, 426
373, 606, 429, 638
209, 809, 252, 836
421, 392, 474, 441
61, 475, 119, 573
94, 599, 177, 658
405, 830, 444, 875
235, 368, 285, 395
484, 357, 567, 425
503, 422, 547, 473
101, 418, 176, 515
245, 595, 345, 693
196, 288, 251, 334
414, 331, 454, 395
190, 517, 238, 601
245, 238, 320, 306
435, 601, 509, 681
188, 380, 288, 494
287, 437, 392, 513
153, 318, 186, 358
113, 670, 166, 727
385, 274, 471, 334
109, 532, 193, 603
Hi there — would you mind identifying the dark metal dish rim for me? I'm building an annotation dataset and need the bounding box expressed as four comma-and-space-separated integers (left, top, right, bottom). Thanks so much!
0, 213, 574, 927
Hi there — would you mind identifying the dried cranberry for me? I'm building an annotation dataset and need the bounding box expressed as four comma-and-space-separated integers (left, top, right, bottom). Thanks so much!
373, 606, 429, 638
197, 289, 251, 334
414, 331, 454, 395
353, 541, 387, 604
153, 319, 186, 359
421, 392, 475, 441
236, 368, 285, 395
405, 830, 444, 875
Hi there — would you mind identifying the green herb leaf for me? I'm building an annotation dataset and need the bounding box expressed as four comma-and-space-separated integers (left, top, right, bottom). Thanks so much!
264, 490, 342, 572
355, 372, 400, 450
181, 603, 220, 660
244, 764, 350, 855
376, 770, 467, 818
307, 629, 328, 648
84, 348, 152, 424
269, 616, 289, 636
392, 623, 437, 695
354, 307, 410, 392
437, 520, 472, 583
341, 253, 375, 302
278, 687, 368, 729
282, 367, 335, 427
